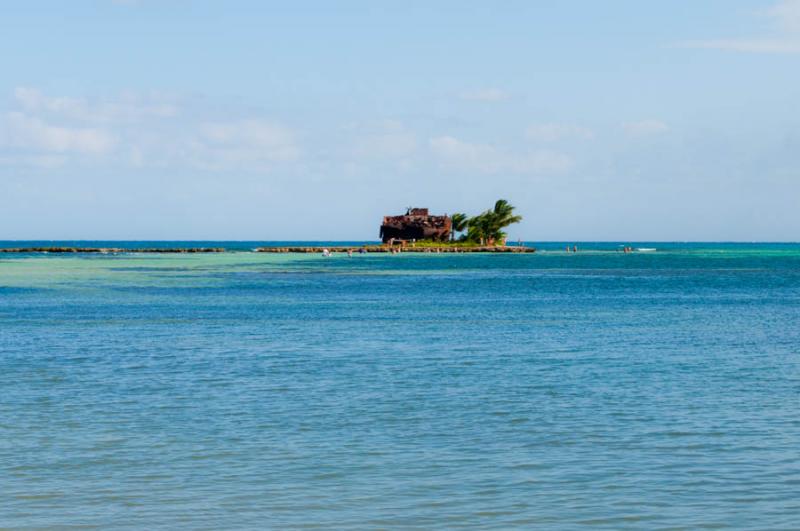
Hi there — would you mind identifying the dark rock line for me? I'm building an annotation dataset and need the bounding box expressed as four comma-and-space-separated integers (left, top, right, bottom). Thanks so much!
254, 246, 535, 253
0, 246, 535, 254
0, 247, 226, 253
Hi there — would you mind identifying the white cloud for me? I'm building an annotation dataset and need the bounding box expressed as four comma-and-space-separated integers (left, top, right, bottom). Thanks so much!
680, 38, 800, 54
4, 112, 117, 155
680, 1, 800, 54
0, 154, 67, 168
190, 119, 299, 170
429, 135, 572, 174
354, 133, 417, 159
766, 0, 800, 32
2, 87, 299, 171
525, 123, 594, 142
14, 87, 178, 123
622, 120, 669, 136
351, 121, 417, 159
460, 88, 510, 102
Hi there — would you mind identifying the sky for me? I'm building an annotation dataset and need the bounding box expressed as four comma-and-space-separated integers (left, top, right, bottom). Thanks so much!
1, 0, 799, 241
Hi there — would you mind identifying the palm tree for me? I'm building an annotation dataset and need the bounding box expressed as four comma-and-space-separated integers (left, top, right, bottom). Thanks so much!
490, 199, 522, 244
466, 211, 493, 245
450, 212, 469, 241
465, 199, 522, 245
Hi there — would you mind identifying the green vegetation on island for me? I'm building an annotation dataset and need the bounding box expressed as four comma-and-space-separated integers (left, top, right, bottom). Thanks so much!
451, 199, 523, 246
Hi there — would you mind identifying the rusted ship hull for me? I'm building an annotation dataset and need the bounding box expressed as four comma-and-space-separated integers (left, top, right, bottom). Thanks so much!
379, 222, 449, 242
380, 207, 451, 243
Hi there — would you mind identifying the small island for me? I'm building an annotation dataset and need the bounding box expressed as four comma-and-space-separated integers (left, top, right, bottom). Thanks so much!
257, 199, 533, 253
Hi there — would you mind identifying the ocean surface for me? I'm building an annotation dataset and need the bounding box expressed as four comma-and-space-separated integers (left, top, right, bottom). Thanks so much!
1, 243, 799, 529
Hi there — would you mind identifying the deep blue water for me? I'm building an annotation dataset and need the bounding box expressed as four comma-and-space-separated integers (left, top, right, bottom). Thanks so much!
1, 244, 799, 529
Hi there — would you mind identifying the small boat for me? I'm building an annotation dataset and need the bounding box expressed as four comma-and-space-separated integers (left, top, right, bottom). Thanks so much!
636, 248, 656, 252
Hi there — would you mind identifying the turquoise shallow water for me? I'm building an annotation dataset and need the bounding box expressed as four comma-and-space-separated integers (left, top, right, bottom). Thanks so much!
1, 244, 799, 529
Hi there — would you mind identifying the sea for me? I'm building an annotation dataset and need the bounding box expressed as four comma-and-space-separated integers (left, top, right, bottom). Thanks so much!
1, 242, 799, 529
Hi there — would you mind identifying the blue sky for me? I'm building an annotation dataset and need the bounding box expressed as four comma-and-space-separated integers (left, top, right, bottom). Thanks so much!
1, 0, 799, 240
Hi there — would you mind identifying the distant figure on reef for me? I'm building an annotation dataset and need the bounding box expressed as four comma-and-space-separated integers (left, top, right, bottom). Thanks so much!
322, 248, 330, 257
359, 248, 366, 254
573, 245, 578, 253
347, 249, 353, 257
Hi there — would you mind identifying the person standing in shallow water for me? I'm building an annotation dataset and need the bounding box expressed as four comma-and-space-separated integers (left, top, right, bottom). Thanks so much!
573, 245, 578, 253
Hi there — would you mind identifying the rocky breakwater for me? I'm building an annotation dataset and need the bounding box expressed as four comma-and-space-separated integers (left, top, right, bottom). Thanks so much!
255, 246, 535, 253
0, 247, 226, 253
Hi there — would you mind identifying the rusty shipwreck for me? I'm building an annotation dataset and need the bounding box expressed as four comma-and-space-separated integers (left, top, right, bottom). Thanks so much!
379, 208, 451, 243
